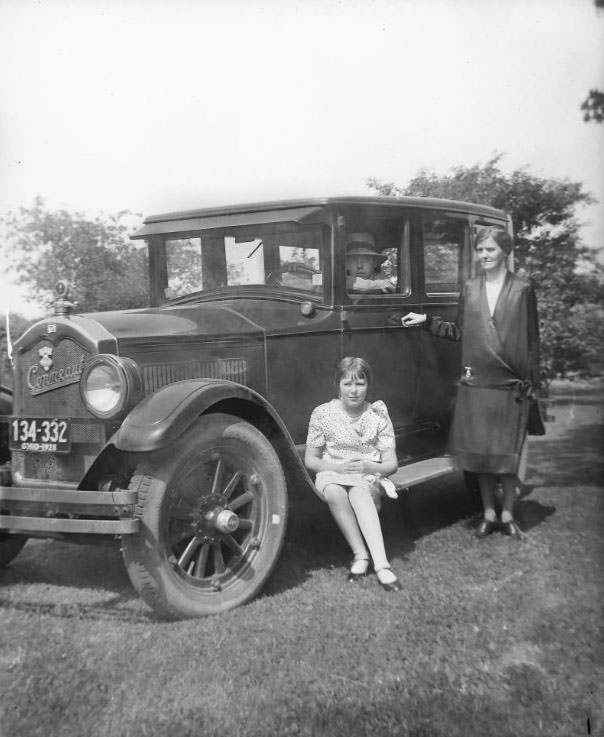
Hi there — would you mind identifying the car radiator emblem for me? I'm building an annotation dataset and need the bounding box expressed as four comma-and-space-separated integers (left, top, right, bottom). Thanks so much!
39, 346, 53, 372
27, 343, 87, 396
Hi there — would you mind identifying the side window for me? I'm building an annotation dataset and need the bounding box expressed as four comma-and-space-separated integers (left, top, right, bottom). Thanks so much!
345, 221, 410, 297
422, 216, 465, 295
277, 245, 322, 291
382, 247, 398, 287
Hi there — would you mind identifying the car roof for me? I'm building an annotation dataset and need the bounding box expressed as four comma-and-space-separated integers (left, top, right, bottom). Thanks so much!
142, 195, 506, 223
132, 195, 507, 238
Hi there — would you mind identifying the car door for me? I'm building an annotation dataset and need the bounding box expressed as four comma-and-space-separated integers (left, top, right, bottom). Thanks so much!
338, 214, 428, 457
407, 210, 474, 457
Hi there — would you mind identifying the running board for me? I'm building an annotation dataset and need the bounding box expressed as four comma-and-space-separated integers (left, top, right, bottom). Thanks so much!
390, 455, 459, 491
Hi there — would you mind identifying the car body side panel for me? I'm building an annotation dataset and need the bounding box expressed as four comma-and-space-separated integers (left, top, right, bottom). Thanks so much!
265, 309, 342, 443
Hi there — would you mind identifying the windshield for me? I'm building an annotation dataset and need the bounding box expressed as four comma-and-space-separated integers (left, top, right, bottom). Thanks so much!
163, 222, 328, 301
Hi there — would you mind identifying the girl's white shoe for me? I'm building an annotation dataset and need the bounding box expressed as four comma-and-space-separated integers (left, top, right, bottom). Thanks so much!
348, 555, 370, 581
364, 474, 398, 499
379, 477, 398, 499
375, 566, 402, 592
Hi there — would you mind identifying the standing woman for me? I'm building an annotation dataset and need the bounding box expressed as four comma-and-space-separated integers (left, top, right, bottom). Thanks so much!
402, 228, 541, 538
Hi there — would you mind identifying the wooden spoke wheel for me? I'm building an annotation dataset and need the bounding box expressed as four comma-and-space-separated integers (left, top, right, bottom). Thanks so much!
121, 413, 287, 619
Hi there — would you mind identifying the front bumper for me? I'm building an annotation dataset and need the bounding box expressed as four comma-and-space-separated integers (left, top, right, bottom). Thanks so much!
0, 464, 139, 535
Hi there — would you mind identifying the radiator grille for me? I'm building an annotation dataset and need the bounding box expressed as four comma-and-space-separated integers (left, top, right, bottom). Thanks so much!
142, 358, 248, 393
71, 420, 105, 444
17, 338, 91, 416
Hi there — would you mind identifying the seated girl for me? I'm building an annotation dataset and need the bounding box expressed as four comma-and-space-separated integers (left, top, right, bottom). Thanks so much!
304, 356, 401, 591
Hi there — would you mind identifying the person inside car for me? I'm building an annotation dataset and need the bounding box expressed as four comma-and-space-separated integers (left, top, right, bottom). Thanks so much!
304, 356, 402, 592
345, 233, 395, 293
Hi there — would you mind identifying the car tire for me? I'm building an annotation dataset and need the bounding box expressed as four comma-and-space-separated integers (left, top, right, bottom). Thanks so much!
121, 413, 288, 619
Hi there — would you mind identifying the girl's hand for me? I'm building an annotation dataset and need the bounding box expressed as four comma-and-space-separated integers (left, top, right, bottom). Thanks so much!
401, 312, 427, 327
338, 457, 365, 474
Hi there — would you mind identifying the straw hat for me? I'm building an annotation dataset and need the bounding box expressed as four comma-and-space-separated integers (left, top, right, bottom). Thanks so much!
345, 233, 386, 264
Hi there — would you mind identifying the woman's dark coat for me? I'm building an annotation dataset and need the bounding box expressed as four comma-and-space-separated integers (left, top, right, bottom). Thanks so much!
426, 271, 540, 474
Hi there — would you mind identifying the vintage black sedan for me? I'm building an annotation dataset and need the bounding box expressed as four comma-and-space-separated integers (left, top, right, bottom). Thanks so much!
0, 196, 510, 618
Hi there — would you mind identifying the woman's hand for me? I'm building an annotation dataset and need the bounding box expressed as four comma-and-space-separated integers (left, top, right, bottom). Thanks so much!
401, 312, 427, 327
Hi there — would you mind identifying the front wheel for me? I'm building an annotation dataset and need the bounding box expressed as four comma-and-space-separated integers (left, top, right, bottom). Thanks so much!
121, 413, 288, 619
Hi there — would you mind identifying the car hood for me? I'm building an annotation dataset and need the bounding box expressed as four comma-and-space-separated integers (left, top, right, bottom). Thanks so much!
86, 301, 266, 343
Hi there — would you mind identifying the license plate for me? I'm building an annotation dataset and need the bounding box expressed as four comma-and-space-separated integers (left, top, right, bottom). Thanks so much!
9, 417, 71, 453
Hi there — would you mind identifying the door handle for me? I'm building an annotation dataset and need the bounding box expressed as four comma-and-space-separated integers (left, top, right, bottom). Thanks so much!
387, 311, 403, 326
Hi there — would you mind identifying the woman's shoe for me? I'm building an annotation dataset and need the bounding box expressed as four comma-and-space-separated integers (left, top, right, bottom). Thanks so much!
347, 555, 369, 581
501, 520, 523, 538
475, 519, 497, 538
375, 566, 402, 592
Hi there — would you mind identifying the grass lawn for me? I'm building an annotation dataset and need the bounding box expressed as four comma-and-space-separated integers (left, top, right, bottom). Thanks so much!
0, 380, 602, 737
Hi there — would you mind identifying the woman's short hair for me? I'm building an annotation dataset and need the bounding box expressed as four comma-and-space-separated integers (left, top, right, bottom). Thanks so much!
475, 227, 514, 255
335, 356, 372, 388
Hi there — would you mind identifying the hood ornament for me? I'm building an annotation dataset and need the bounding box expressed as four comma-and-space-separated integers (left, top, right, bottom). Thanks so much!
54, 280, 76, 316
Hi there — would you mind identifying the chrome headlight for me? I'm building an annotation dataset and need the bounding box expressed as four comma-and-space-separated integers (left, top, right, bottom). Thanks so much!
80, 355, 143, 419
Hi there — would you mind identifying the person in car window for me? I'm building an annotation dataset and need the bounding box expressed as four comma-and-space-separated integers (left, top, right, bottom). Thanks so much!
401, 228, 541, 539
345, 234, 395, 293
304, 357, 402, 591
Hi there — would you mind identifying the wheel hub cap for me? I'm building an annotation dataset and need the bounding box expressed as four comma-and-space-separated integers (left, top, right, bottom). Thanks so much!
208, 508, 240, 534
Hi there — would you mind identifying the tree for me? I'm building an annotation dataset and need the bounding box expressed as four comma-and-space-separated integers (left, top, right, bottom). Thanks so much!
367, 155, 603, 382
0, 197, 148, 314
581, 88, 604, 123
0, 313, 33, 390
581, 0, 604, 123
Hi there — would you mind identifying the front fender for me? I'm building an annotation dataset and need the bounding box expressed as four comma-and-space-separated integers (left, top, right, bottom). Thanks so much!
112, 379, 285, 453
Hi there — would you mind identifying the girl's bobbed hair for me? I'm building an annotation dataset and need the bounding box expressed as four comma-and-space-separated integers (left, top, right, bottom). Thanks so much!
334, 356, 372, 388
475, 226, 514, 255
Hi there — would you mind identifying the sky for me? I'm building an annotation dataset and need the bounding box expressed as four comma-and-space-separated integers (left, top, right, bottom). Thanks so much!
1, 0, 603, 317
